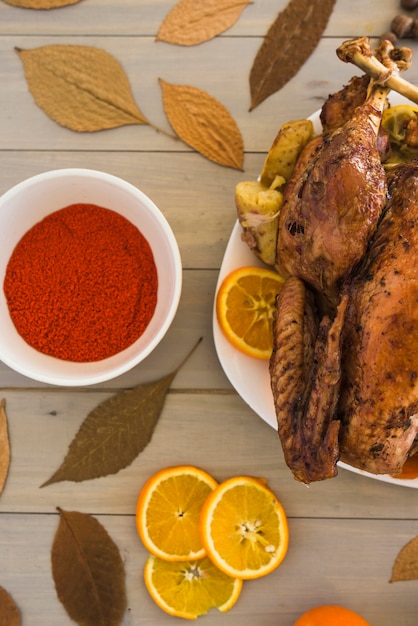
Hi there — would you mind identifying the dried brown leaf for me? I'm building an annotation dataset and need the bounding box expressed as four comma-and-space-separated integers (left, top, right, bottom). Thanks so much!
51, 508, 126, 626
0, 399, 10, 496
2, 0, 81, 7
0, 587, 20, 626
160, 79, 243, 169
16, 45, 148, 132
390, 535, 418, 582
156, 0, 251, 46
41, 339, 202, 486
41, 376, 173, 486
249, 0, 337, 110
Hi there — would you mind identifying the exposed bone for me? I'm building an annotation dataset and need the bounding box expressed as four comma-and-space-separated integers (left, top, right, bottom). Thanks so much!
375, 38, 412, 75
337, 36, 418, 105
363, 82, 390, 137
361, 38, 410, 135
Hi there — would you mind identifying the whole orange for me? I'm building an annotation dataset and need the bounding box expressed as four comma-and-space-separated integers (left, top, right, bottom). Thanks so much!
293, 604, 371, 626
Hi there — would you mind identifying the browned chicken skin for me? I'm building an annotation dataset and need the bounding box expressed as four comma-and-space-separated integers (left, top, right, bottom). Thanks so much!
267, 38, 418, 483
337, 163, 418, 474
276, 80, 388, 311
320, 74, 370, 132
320, 74, 391, 160
269, 276, 347, 483
270, 79, 389, 483
271, 164, 418, 482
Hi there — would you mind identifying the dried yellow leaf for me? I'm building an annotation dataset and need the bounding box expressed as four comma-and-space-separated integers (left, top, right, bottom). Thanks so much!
16, 45, 149, 132
0, 587, 20, 626
160, 79, 243, 169
157, 0, 251, 46
390, 536, 418, 582
2, 0, 81, 6
0, 399, 11, 496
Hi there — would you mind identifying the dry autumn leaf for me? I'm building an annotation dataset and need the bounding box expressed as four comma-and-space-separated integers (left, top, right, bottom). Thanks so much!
249, 0, 336, 110
156, 0, 251, 46
51, 508, 127, 626
0, 399, 11, 496
16, 45, 149, 132
390, 536, 418, 582
0, 587, 20, 626
41, 339, 202, 486
160, 79, 243, 169
2, 0, 81, 7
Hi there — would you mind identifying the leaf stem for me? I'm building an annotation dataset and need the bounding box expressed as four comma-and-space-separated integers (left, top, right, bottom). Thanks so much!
148, 121, 178, 140
173, 337, 204, 376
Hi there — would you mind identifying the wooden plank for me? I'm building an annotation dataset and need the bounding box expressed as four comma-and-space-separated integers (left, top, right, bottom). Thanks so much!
1, 2, 418, 625
3, 36, 418, 154
0, 513, 416, 625
0, 152, 248, 269
0, 391, 416, 518
0, 0, 407, 39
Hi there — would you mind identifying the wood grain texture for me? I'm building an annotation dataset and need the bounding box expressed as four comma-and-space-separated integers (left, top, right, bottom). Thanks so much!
0, 1, 417, 624
0, 513, 417, 625
0, 0, 409, 38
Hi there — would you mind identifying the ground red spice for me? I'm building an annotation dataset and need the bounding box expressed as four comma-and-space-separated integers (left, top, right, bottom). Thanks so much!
3, 203, 158, 362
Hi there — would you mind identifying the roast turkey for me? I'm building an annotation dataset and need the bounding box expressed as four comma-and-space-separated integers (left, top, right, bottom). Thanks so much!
338, 163, 418, 475
275, 77, 388, 312
269, 38, 418, 483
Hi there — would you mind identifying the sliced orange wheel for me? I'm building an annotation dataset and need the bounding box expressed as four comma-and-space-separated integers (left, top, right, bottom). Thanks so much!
144, 555, 242, 620
216, 266, 284, 359
199, 475, 289, 580
136, 465, 218, 562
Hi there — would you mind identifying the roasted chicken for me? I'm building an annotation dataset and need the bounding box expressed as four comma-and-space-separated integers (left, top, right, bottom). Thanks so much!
338, 163, 418, 475
271, 161, 418, 483
268, 38, 418, 483
275, 77, 388, 311
276, 38, 413, 313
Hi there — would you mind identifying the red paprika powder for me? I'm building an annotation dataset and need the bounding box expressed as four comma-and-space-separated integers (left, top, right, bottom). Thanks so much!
3, 203, 158, 362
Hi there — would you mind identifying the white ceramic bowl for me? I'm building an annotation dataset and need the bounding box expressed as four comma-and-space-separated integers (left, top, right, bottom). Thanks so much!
0, 168, 182, 386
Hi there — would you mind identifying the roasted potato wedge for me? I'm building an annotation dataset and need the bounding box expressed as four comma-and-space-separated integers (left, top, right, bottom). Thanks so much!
235, 181, 283, 266
260, 119, 314, 187
236, 119, 314, 266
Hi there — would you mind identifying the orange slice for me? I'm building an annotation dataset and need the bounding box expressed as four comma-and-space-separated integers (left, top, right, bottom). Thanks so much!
199, 475, 289, 580
293, 604, 371, 626
144, 555, 242, 620
216, 266, 284, 359
136, 465, 218, 561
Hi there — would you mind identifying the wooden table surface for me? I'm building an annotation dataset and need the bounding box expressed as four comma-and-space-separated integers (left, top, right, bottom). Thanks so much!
1, 1, 417, 624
